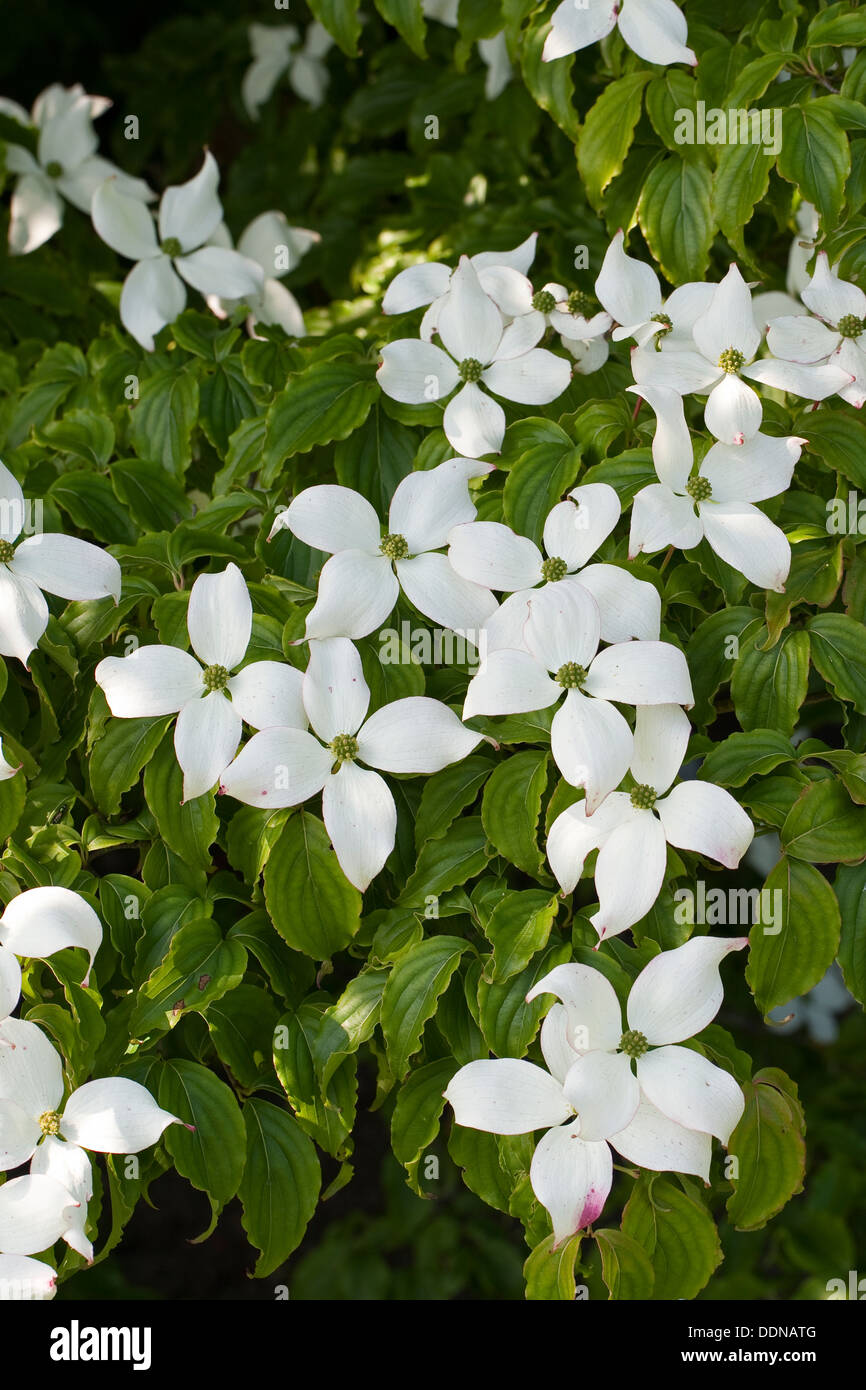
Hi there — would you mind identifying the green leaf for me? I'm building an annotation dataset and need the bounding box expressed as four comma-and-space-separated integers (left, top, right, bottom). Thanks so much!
144, 733, 219, 870
577, 72, 652, 208
687, 606, 759, 726
622, 1176, 722, 1300
0, 775, 27, 843
807, 3, 866, 48
264, 360, 378, 473
381, 934, 468, 1077
730, 624, 810, 735
132, 919, 247, 1033
308, 0, 362, 55
746, 857, 841, 1013
726, 1069, 806, 1231
481, 749, 549, 879
523, 1233, 583, 1300
502, 428, 581, 546
391, 1058, 455, 1187
595, 1228, 655, 1300
159, 1059, 246, 1234
699, 730, 794, 787
638, 157, 715, 284
777, 102, 851, 225
796, 408, 866, 490
90, 716, 170, 816
128, 367, 199, 476
835, 860, 866, 1006
484, 889, 560, 982
808, 612, 866, 713
239, 1098, 321, 1277
264, 811, 362, 959
714, 140, 775, 257
206, 984, 281, 1089
415, 756, 491, 849
333, 405, 416, 514
520, 14, 578, 140
111, 458, 193, 531
397, 815, 489, 907
38, 408, 114, 466
781, 779, 866, 863
374, 0, 426, 57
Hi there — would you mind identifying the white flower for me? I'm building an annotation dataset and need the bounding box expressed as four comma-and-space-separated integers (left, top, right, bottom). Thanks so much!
560, 333, 610, 375
0, 1174, 80, 1257
787, 201, 819, 298
595, 229, 713, 350
463, 583, 692, 812
515, 281, 612, 345
632, 264, 851, 445
0, 886, 103, 985
4, 83, 152, 255
242, 21, 333, 118
208, 212, 319, 337
0, 1017, 180, 1260
378, 258, 571, 456
0, 1253, 57, 1300
95, 563, 305, 803
0, 737, 19, 782
0, 460, 121, 666
382, 235, 538, 339
543, 0, 696, 68
767, 963, 852, 1044
445, 936, 746, 1244
629, 432, 807, 592
219, 637, 480, 890
548, 703, 754, 938
91, 152, 264, 351
270, 458, 497, 642
766, 253, 866, 410
448, 483, 661, 650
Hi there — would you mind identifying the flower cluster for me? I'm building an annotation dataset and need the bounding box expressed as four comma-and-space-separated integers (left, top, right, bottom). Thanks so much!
0, 889, 179, 1299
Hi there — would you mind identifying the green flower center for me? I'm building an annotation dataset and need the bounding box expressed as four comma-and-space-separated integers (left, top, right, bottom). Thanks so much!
651, 312, 672, 350
39, 1110, 62, 1136
685, 476, 712, 503
541, 555, 568, 583
618, 1029, 649, 1059
329, 733, 359, 765
717, 346, 745, 374
532, 289, 557, 314
568, 290, 596, 317
838, 314, 864, 340
458, 357, 483, 383
380, 532, 409, 560
630, 782, 657, 810
0, 540, 15, 563
554, 661, 587, 690
202, 664, 230, 693
161, 237, 183, 258
45, 161, 64, 179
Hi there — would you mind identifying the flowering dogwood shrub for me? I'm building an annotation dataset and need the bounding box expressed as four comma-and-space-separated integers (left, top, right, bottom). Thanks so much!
0, 0, 865, 1304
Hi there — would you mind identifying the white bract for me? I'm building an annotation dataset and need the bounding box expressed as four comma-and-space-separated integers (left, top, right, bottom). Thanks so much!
91, 152, 264, 351
209, 211, 319, 337
548, 703, 754, 938
449, 483, 661, 651
514, 280, 612, 345
0, 1017, 180, 1260
270, 458, 497, 642
0, 738, 19, 781
378, 259, 570, 456
446, 937, 746, 1244
0, 460, 121, 666
0, 886, 103, 982
382, 234, 538, 337
632, 264, 851, 445
95, 563, 305, 802
596, 230, 713, 349
463, 583, 693, 812
0, 1253, 57, 1300
629, 432, 806, 593
543, 0, 696, 68
3, 83, 152, 255
787, 202, 819, 298
766, 253, 866, 410
242, 21, 333, 118
0, 1174, 81, 1257
219, 637, 480, 890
